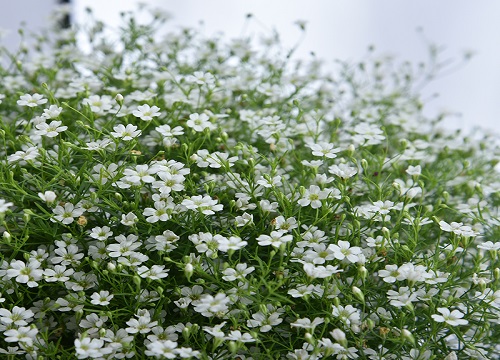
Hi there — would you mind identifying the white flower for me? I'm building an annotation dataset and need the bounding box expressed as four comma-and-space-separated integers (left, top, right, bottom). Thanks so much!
181, 195, 223, 215
222, 263, 255, 281
217, 236, 248, 252
145, 340, 178, 358
126, 310, 158, 334
82, 94, 113, 114
4, 326, 38, 346
89, 226, 113, 241
52, 203, 84, 224
143, 201, 172, 223
186, 71, 215, 86
290, 317, 325, 330
257, 230, 293, 248
44, 265, 74, 282
186, 112, 215, 132
328, 163, 358, 179
0, 199, 14, 213
35, 120, 68, 137
406, 165, 422, 176
307, 142, 341, 158
110, 124, 142, 140
42, 105, 63, 119
90, 290, 114, 305
132, 104, 162, 121
431, 308, 468, 326
38, 190, 57, 204
0, 306, 34, 326
121, 212, 138, 226
328, 240, 362, 263
297, 185, 331, 209
6, 260, 43, 287
193, 293, 230, 317
7, 146, 40, 164
75, 337, 107, 359
17, 93, 47, 107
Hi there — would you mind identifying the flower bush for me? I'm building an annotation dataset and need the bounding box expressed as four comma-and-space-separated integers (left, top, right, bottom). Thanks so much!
1, 5, 499, 360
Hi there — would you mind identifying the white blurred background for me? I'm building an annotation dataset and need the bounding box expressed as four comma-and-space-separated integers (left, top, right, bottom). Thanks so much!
2, 0, 499, 133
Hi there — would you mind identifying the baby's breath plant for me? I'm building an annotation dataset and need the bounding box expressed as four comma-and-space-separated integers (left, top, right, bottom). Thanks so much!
1, 4, 499, 360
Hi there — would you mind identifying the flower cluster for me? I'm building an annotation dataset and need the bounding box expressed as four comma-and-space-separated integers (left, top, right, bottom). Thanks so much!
0, 4, 499, 359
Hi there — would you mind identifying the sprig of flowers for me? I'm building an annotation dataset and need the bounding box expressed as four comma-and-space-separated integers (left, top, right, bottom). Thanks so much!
0, 3, 499, 360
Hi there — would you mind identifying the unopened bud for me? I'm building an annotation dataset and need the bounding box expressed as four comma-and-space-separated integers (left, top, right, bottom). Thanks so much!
3, 231, 11, 244
352, 286, 365, 303
184, 263, 194, 281
358, 266, 368, 280
330, 328, 347, 347
401, 329, 415, 345
115, 93, 124, 103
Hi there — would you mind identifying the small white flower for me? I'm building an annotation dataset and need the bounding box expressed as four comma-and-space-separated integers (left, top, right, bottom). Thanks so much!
133, 104, 162, 121
90, 290, 114, 305
431, 307, 468, 326
35, 120, 68, 137
38, 190, 57, 204
17, 93, 47, 107
186, 112, 215, 132
52, 203, 84, 224
406, 165, 422, 176
110, 124, 142, 140
0, 199, 14, 213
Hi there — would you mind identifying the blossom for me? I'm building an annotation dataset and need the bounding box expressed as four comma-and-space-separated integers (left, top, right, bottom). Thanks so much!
38, 190, 57, 204
42, 105, 63, 119
328, 163, 358, 179
328, 240, 362, 263
186, 112, 215, 132
17, 93, 47, 107
307, 142, 341, 158
4, 326, 39, 346
181, 195, 223, 215
126, 310, 158, 334
34, 120, 68, 137
186, 71, 215, 86
297, 185, 331, 209
7, 146, 40, 164
133, 104, 162, 121
439, 221, 478, 237
0, 306, 34, 326
222, 263, 255, 281
89, 226, 113, 241
52, 203, 85, 224
82, 94, 113, 113
257, 230, 293, 248
290, 317, 325, 330
431, 308, 468, 326
406, 165, 422, 176
0, 199, 14, 213
6, 260, 43, 287
75, 337, 108, 359
192, 293, 230, 317
90, 290, 114, 305
110, 124, 142, 140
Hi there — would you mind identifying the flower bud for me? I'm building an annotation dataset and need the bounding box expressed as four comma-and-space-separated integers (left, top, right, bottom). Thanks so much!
184, 263, 194, 281
358, 266, 368, 280
352, 286, 365, 303
401, 329, 415, 345
330, 328, 347, 347
304, 332, 315, 345
115, 93, 124, 104
3, 231, 11, 245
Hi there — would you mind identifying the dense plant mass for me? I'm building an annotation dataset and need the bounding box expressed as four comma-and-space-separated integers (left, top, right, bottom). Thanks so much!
1, 5, 500, 360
